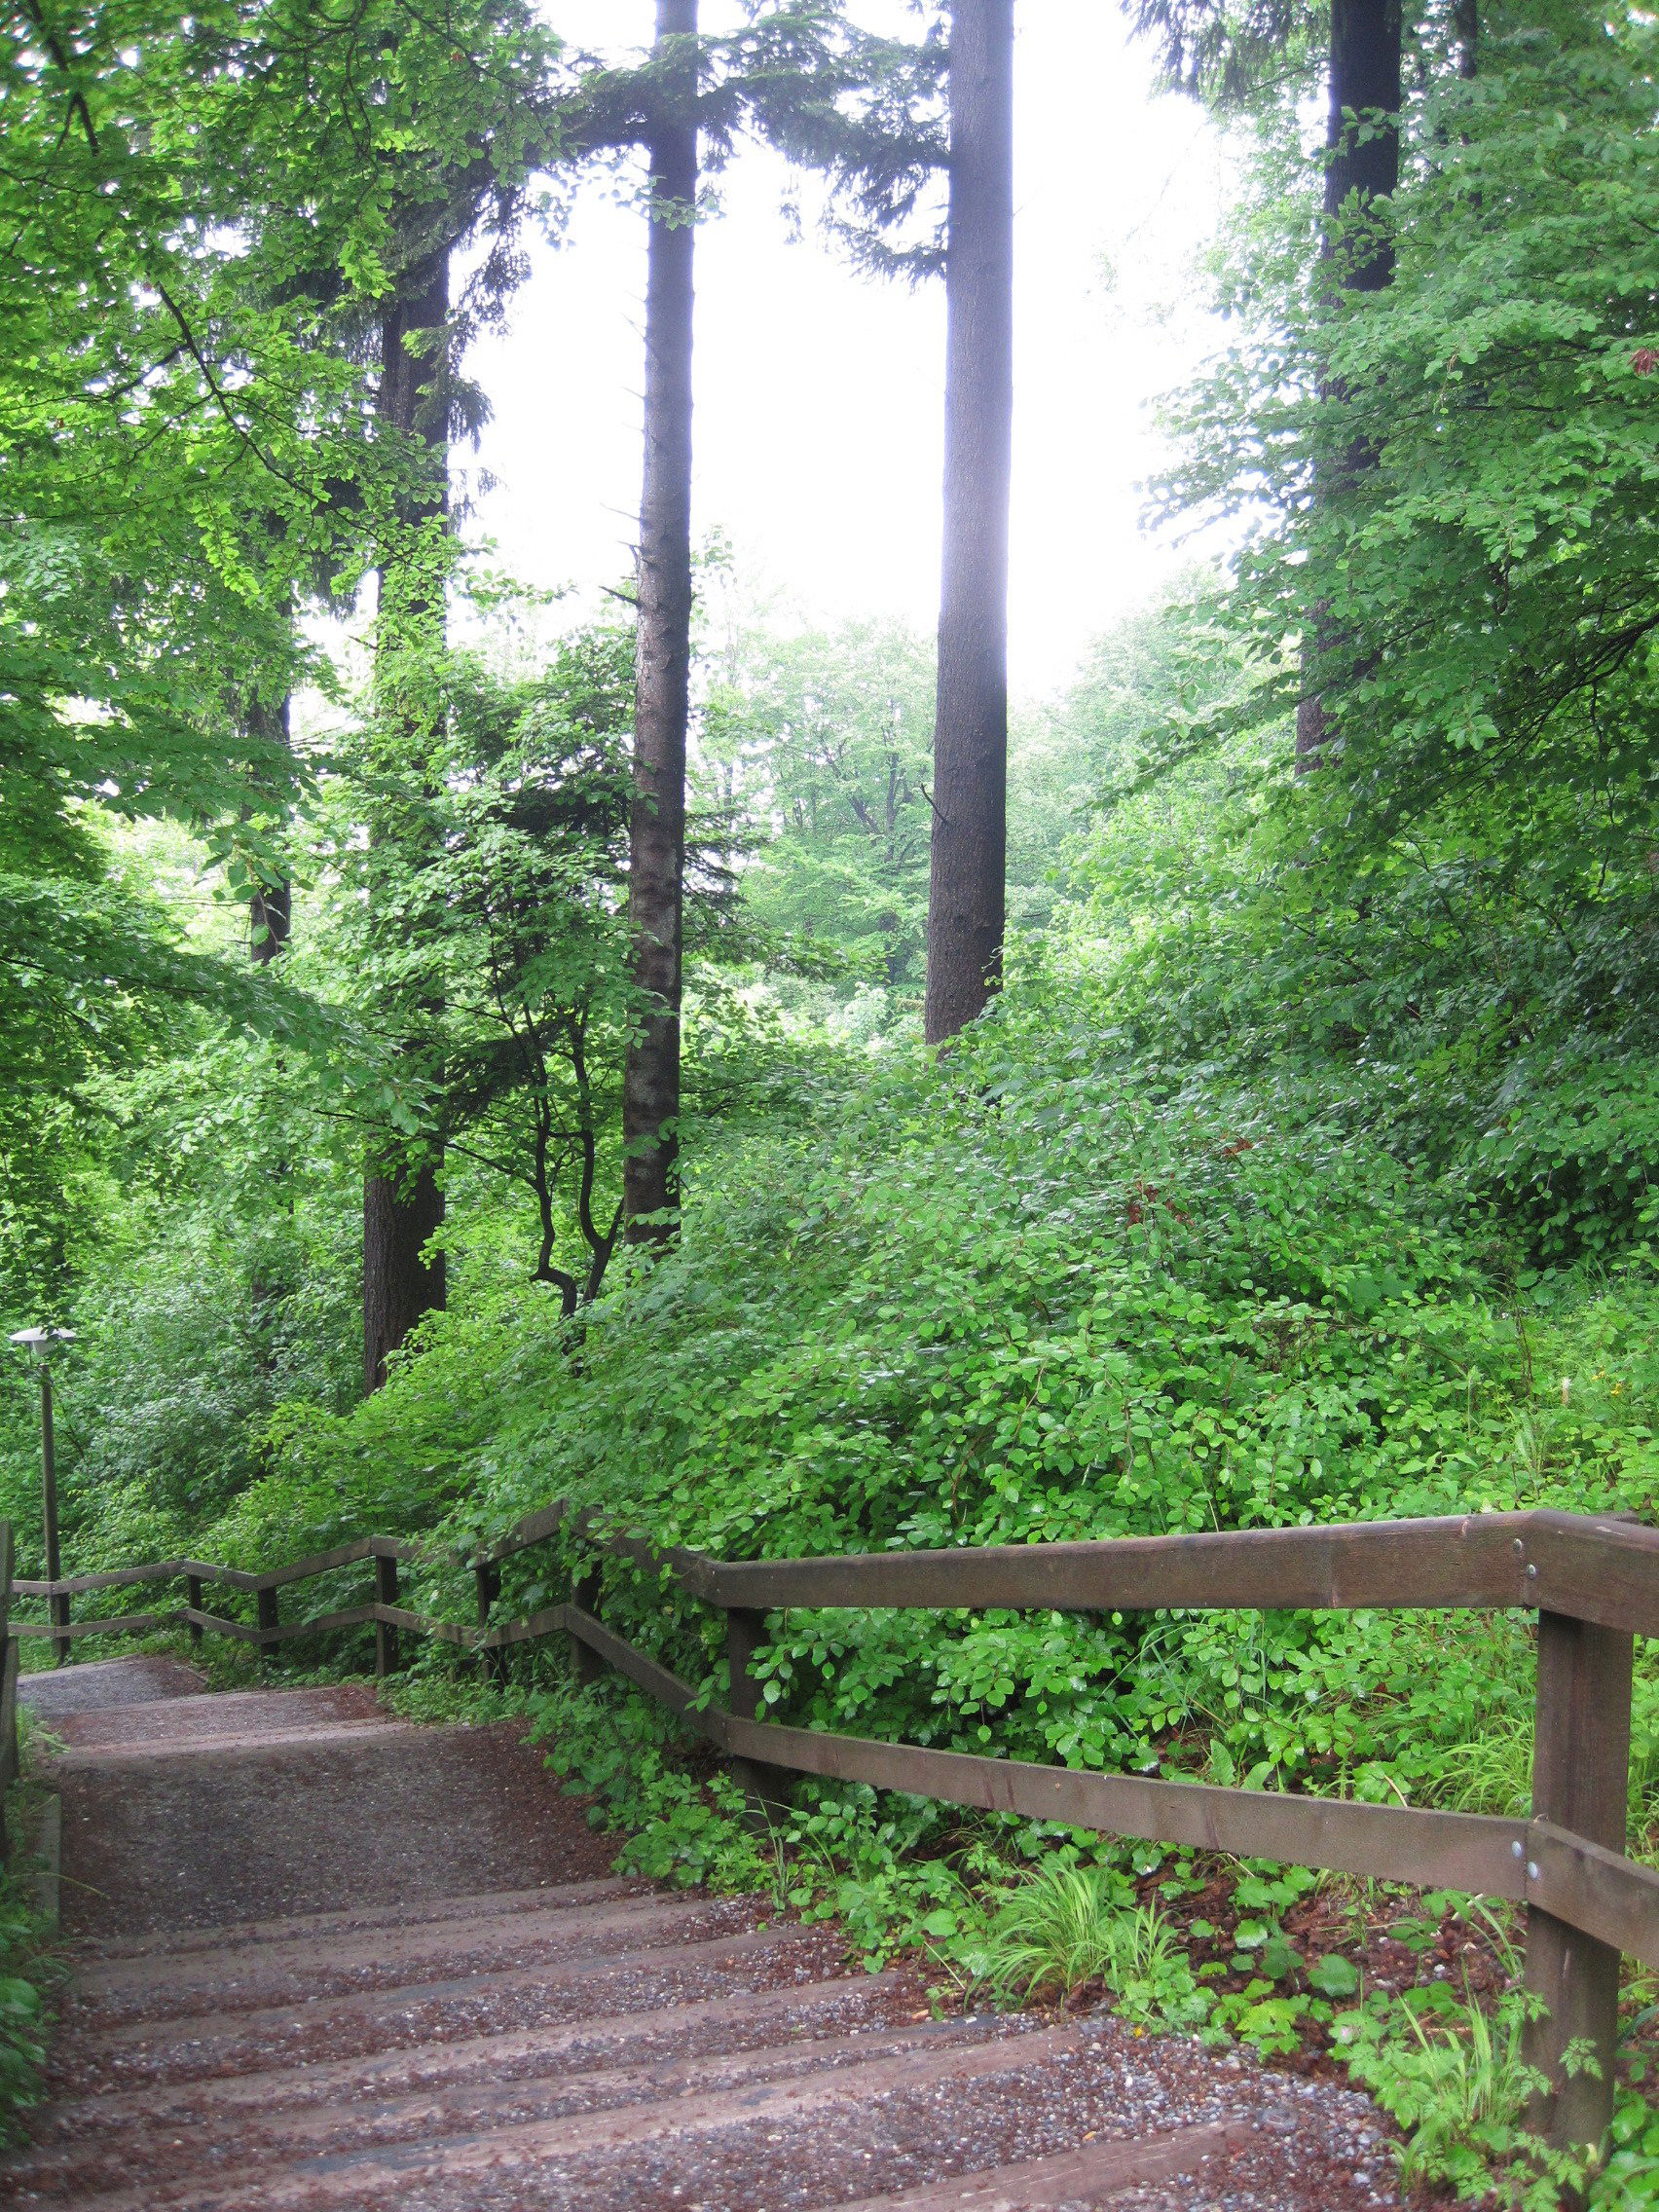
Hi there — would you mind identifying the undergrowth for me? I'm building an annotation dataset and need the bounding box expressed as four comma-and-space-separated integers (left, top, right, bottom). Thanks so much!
446, 1660, 1659, 2212
0, 1721, 66, 2146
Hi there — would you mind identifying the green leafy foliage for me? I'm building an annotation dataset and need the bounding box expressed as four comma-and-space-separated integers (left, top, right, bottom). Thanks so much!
1333, 1983, 1580, 2208
972, 1867, 1208, 2028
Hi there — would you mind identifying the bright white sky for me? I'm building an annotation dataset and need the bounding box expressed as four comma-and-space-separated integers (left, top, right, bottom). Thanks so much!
464, 2, 1230, 697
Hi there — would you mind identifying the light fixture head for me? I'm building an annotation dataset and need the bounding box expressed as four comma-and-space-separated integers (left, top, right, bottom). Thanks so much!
8, 1327, 75, 1348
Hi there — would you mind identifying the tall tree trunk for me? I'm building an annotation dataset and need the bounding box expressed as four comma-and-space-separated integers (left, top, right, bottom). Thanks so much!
923, 0, 1014, 1047
245, 680, 292, 1345
1296, 0, 1402, 769
364, 244, 450, 1391
622, 0, 698, 1242
246, 688, 292, 966
1453, 0, 1477, 78
1326, 0, 1401, 292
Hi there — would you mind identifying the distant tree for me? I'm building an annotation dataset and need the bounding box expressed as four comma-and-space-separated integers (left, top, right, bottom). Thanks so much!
1128, 0, 1407, 771
924, 0, 1015, 1046
272, 0, 564, 1388
1294, 0, 1402, 769
244, 694, 294, 969
427, 628, 639, 1315
361, 236, 455, 1392
586, 3, 947, 1232
709, 620, 937, 986
623, 0, 700, 1246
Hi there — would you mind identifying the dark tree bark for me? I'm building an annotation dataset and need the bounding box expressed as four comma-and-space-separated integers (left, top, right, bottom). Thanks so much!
1295, 0, 1402, 769
1453, 0, 1477, 79
364, 243, 451, 1391
622, 0, 698, 1241
246, 688, 292, 966
363, 1161, 445, 1389
923, 0, 1014, 1047
1327, 0, 1402, 284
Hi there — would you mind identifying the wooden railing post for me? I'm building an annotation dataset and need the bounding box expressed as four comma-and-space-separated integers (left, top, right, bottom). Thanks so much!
185, 1575, 203, 1650
256, 1585, 278, 1672
374, 1554, 400, 1677
0, 1522, 15, 1864
570, 1565, 604, 1685
0, 1637, 14, 1870
1525, 1609, 1634, 2172
39, 1364, 70, 1669
474, 1560, 498, 1633
725, 1606, 792, 1826
475, 1559, 507, 1683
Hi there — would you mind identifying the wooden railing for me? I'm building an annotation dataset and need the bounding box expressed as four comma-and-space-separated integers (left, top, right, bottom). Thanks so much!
8, 1502, 1657, 2163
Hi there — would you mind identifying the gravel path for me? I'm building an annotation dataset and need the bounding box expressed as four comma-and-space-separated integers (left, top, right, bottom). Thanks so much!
3, 1658, 1418, 2211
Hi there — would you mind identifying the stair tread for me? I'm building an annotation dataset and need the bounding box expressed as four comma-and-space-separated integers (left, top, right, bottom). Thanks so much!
25, 1970, 914, 2143
26, 1683, 1397, 2212
72, 1891, 753, 2021
813, 2119, 1248, 2211
47, 1719, 418, 1768
79, 1873, 644, 1962
14, 2006, 982, 2196
37, 2019, 1083, 2212
48, 1686, 392, 1752
55, 1923, 847, 2090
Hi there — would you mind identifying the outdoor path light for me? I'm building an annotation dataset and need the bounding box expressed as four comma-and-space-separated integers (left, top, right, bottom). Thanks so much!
9, 1327, 76, 1666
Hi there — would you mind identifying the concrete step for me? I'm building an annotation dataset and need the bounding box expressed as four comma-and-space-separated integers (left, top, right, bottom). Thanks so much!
69, 1890, 761, 2026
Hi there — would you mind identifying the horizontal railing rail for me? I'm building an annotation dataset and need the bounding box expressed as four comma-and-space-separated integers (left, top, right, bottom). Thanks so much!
7, 1500, 1655, 2164
18, 1505, 1657, 1633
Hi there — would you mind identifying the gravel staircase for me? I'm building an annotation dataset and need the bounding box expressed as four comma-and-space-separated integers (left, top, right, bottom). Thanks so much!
2, 1661, 1400, 2212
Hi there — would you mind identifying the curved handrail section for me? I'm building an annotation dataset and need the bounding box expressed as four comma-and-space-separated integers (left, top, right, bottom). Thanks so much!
4, 1498, 1654, 2157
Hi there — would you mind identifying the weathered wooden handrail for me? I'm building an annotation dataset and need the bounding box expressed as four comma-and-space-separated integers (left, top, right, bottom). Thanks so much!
18, 1505, 1657, 1633
9, 1500, 1655, 2162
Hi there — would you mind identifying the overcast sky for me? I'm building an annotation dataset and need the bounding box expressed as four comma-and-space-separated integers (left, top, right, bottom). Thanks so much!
463, 2, 1231, 696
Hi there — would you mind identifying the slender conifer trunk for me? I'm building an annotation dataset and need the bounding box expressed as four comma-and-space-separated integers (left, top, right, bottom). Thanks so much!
1296, 0, 1402, 769
246, 688, 292, 966
923, 0, 1014, 1046
364, 244, 450, 1389
623, 0, 697, 1239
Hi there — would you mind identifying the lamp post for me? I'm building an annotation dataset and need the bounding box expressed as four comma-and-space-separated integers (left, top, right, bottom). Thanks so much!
9, 1328, 75, 1666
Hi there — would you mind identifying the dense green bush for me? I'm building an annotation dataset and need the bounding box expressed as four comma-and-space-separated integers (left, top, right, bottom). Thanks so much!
194, 973, 1658, 1862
